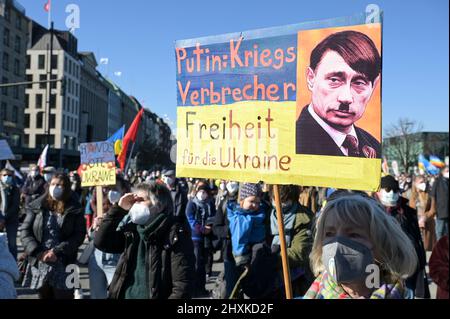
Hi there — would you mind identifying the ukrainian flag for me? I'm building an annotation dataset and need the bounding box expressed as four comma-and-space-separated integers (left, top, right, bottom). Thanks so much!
429, 155, 445, 169
107, 125, 125, 156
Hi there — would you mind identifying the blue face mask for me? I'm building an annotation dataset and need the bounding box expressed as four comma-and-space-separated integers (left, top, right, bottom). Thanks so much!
1, 175, 13, 185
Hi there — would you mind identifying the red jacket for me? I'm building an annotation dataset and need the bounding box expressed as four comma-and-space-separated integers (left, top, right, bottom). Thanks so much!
429, 235, 449, 299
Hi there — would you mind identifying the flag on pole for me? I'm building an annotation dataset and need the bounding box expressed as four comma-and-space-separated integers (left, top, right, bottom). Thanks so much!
429, 155, 445, 169
37, 145, 49, 173
418, 155, 439, 175
44, 0, 51, 12
5, 160, 23, 181
107, 125, 125, 155
118, 109, 144, 170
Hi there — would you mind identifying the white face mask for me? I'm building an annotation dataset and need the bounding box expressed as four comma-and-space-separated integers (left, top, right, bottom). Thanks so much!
226, 182, 239, 195
49, 185, 64, 201
44, 173, 54, 183
219, 183, 226, 191
444, 172, 449, 179
129, 203, 151, 225
379, 189, 399, 207
196, 191, 207, 201
108, 190, 121, 204
416, 183, 427, 192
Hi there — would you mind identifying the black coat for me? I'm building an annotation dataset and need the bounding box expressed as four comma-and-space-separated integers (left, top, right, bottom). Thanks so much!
0, 184, 21, 224
19, 193, 86, 266
94, 205, 195, 299
295, 106, 381, 158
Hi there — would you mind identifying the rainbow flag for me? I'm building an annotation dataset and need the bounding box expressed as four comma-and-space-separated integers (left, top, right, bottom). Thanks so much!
418, 155, 440, 175
429, 155, 445, 169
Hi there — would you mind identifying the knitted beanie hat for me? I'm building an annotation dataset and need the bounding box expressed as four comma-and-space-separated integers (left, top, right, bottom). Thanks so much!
239, 183, 262, 201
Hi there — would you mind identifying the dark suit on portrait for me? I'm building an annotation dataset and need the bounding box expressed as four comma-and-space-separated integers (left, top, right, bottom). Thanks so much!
295, 106, 381, 158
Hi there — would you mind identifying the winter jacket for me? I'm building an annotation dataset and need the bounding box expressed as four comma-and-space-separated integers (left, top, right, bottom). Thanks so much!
21, 175, 46, 205
169, 181, 189, 224
94, 205, 195, 299
20, 193, 86, 267
227, 202, 266, 265
429, 235, 449, 299
186, 198, 216, 242
0, 183, 21, 224
0, 234, 19, 299
270, 202, 314, 270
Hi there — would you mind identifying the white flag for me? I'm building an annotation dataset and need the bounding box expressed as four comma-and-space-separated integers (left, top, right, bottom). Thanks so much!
100, 58, 109, 65
114, 71, 122, 77
5, 160, 23, 180
37, 145, 49, 172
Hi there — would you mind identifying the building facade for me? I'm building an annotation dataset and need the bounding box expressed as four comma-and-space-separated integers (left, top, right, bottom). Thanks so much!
24, 21, 80, 151
78, 52, 108, 143
0, 0, 29, 147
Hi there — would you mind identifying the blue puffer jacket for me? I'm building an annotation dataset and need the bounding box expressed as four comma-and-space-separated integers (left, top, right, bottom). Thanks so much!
226, 202, 266, 264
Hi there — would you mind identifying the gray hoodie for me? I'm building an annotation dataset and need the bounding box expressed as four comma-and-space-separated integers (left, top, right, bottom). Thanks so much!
0, 234, 19, 299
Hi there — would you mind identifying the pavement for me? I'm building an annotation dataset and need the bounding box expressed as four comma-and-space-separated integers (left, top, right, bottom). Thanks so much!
15, 238, 437, 299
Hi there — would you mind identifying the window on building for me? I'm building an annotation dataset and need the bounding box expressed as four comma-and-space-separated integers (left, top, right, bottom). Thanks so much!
50, 114, 56, 129
69, 60, 72, 74
25, 94, 29, 108
50, 74, 57, 89
71, 137, 77, 150
24, 134, 29, 147
38, 55, 45, 69
3, 28, 10, 47
24, 113, 30, 127
0, 102, 6, 121
2, 77, 8, 96
39, 74, 46, 89
64, 136, 69, 149
12, 106, 18, 123
14, 59, 20, 75
26, 55, 30, 69
13, 86, 19, 99
36, 94, 43, 108
16, 15, 22, 30
4, 7, 10, 21
2, 52, 9, 71
36, 112, 44, 128
63, 115, 66, 130
50, 94, 56, 109
14, 36, 21, 53
26, 75, 33, 88
51, 55, 58, 69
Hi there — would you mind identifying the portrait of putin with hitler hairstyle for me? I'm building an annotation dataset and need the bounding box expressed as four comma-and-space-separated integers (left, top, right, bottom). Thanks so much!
295, 30, 381, 158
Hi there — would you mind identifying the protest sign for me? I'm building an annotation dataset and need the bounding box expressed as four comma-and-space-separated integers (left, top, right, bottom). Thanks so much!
79, 141, 116, 187
0, 140, 15, 160
175, 13, 383, 192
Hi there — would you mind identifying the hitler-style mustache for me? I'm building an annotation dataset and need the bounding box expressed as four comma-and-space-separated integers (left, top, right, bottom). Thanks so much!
327, 103, 355, 114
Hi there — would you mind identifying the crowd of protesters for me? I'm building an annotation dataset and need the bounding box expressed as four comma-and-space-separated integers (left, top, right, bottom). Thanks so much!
0, 163, 448, 299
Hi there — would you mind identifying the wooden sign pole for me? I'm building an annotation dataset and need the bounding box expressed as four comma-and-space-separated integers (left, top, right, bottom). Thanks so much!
96, 185, 104, 219
273, 184, 293, 299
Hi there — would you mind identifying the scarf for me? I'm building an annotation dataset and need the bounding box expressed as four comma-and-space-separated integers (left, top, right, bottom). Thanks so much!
304, 271, 407, 299
270, 203, 297, 247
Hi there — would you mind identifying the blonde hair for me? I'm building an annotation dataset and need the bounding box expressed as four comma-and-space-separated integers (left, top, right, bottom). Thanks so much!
310, 194, 418, 283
